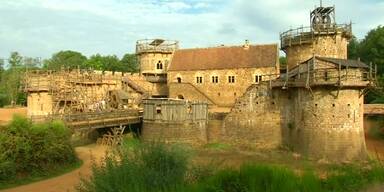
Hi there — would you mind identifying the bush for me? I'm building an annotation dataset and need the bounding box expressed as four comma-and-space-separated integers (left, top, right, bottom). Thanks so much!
0, 115, 77, 181
78, 142, 189, 192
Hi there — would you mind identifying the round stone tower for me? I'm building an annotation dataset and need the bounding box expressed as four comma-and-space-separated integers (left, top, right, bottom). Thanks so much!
278, 3, 375, 161
280, 5, 352, 69
136, 39, 178, 83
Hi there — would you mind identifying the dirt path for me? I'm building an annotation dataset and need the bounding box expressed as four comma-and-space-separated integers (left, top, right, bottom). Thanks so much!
1, 144, 108, 192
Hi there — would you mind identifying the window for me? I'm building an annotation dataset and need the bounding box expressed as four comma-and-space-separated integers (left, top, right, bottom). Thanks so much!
324, 71, 329, 81
255, 75, 262, 83
177, 77, 182, 83
228, 76, 235, 83
196, 76, 203, 84
212, 76, 219, 83
156, 61, 163, 69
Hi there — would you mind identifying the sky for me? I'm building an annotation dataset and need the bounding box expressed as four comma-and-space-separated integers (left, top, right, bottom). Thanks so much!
0, 0, 383, 61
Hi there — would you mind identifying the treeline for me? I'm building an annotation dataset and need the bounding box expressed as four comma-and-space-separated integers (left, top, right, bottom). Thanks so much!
347, 26, 384, 103
43, 50, 138, 72
0, 51, 138, 107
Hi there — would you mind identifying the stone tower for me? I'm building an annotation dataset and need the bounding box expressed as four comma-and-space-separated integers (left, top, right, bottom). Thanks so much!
280, 5, 352, 69
277, 4, 374, 161
136, 39, 178, 83
222, 3, 375, 162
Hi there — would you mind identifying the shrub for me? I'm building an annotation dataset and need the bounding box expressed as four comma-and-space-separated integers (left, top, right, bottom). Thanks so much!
0, 115, 77, 181
78, 142, 189, 192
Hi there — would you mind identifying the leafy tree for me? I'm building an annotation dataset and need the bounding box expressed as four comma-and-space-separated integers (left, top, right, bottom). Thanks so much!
358, 26, 384, 74
44, 50, 87, 70
347, 36, 360, 60
351, 26, 384, 103
85, 54, 104, 70
9, 52, 23, 68
86, 54, 124, 72
279, 56, 287, 69
121, 53, 138, 73
102, 55, 124, 72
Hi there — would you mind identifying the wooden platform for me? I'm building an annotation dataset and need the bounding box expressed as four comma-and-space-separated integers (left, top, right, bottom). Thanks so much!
364, 104, 384, 115
31, 109, 142, 130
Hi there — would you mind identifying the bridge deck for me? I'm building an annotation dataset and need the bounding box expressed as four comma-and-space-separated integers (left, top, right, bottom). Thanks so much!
31, 110, 142, 130
364, 104, 384, 115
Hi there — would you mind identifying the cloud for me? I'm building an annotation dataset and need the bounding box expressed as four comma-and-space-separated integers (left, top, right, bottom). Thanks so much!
0, 0, 382, 59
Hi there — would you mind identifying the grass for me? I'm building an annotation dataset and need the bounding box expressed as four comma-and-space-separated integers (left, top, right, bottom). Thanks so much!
0, 159, 83, 190
77, 140, 384, 192
203, 143, 232, 151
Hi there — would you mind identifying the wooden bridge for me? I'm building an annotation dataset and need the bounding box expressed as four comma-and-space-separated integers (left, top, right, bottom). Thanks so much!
364, 104, 384, 115
31, 109, 142, 130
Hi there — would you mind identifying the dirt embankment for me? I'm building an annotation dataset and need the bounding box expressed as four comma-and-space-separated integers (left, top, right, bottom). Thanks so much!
0, 107, 27, 125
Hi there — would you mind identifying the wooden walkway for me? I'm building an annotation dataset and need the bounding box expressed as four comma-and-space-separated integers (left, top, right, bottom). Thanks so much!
31, 109, 142, 130
364, 104, 384, 115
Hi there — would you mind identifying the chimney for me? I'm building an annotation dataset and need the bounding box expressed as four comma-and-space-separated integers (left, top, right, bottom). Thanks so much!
244, 39, 250, 50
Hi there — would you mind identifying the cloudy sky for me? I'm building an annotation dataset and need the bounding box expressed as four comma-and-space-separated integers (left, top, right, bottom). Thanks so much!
0, 0, 383, 60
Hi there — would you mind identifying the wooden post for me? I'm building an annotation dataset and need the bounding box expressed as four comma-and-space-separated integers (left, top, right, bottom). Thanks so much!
306, 59, 310, 88
298, 63, 301, 79
346, 65, 348, 81
338, 61, 341, 84
369, 62, 372, 80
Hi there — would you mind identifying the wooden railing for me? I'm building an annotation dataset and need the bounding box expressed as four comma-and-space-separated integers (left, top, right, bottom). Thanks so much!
280, 23, 352, 48
30, 109, 142, 129
136, 39, 178, 54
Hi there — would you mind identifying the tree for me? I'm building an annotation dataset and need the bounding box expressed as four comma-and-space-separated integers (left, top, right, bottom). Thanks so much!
358, 26, 384, 74
279, 56, 287, 69
101, 55, 122, 72
347, 36, 360, 60
85, 54, 123, 72
85, 54, 104, 70
9, 52, 23, 68
121, 53, 138, 73
44, 50, 87, 70
351, 26, 384, 103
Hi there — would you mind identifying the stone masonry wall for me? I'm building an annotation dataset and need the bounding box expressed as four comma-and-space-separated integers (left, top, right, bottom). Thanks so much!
168, 67, 278, 107
27, 92, 53, 116
142, 121, 207, 146
285, 34, 348, 69
287, 88, 366, 161
138, 52, 173, 75
222, 83, 283, 149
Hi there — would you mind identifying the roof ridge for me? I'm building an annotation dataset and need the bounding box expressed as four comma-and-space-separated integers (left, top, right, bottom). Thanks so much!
176, 43, 278, 52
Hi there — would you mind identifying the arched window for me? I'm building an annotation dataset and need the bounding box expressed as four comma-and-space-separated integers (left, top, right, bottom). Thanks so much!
156, 61, 163, 69
177, 77, 182, 83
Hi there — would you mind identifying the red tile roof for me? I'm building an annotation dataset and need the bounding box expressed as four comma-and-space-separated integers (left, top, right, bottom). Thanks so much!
168, 44, 278, 71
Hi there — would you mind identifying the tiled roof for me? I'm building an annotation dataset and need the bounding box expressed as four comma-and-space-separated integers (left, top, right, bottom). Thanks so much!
316, 57, 369, 68
168, 44, 278, 71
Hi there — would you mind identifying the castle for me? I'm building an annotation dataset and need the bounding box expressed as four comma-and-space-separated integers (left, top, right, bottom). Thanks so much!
25, 4, 376, 161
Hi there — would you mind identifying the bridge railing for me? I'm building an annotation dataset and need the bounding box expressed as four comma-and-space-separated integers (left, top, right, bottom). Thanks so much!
30, 109, 141, 124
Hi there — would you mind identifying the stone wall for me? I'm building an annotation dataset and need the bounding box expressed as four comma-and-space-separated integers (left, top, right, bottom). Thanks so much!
27, 92, 53, 116
168, 67, 278, 107
221, 81, 366, 161
138, 52, 173, 75
285, 34, 349, 69
287, 88, 366, 161
142, 121, 207, 145
222, 83, 283, 149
